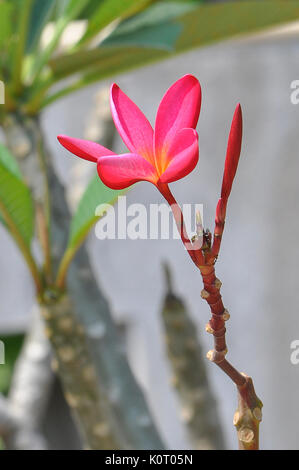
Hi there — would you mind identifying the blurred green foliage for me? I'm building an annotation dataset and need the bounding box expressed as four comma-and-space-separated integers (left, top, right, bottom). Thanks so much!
0, 334, 24, 395
0, 0, 299, 116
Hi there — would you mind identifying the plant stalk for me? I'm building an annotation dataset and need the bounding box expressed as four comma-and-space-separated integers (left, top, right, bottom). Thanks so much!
163, 185, 263, 450
40, 291, 121, 449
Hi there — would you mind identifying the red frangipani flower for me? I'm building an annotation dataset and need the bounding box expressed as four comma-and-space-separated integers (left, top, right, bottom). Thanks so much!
58, 75, 201, 196
58, 75, 242, 268
58, 77, 257, 447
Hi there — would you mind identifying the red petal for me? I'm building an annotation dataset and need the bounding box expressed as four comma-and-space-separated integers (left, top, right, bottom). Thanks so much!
221, 104, 243, 201
159, 128, 199, 183
154, 74, 201, 165
110, 84, 154, 164
97, 153, 157, 190
57, 135, 114, 163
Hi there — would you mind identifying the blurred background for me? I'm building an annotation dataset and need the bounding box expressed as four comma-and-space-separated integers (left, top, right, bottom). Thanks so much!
0, 0, 299, 450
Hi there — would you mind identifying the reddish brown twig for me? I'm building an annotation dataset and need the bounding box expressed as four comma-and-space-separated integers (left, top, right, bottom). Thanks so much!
198, 242, 262, 450
234, 375, 263, 450
160, 104, 263, 450
158, 182, 204, 267
162, 187, 263, 449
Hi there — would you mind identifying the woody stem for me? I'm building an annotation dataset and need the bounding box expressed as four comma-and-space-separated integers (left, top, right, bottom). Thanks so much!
157, 183, 202, 266
161, 185, 262, 449
199, 264, 262, 450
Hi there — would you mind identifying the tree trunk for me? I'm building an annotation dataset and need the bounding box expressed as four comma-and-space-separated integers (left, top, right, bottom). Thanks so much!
2, 112, 165, 450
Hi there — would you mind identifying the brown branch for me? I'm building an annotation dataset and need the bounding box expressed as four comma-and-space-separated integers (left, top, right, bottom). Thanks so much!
234, 375, 263, 450
162, 186, 263, 450
198, 260, 262, 450
158, 183, 204, 266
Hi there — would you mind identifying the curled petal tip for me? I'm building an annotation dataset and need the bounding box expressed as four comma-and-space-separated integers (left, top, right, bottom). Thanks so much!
235, 103, 243, 122
57, 134, 67, 144
110, 82, 118, 95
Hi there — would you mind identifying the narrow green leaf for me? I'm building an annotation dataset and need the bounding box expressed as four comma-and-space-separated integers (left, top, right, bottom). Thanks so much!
0, 334, 24, 395
105, 1, 196, 37
48, 0, 299, 83
0, 143, 22, 227
56, 174, 125, 286
76, 0, 103, 19
48, 1, 195, 77
43, 47, 169, 108
0, 1, 13, 50
68, 175, 124, 253
39, 0, 299, 109
102, 22, 182, 51
0, 145, 34, 246
11, 0, 34, 92
29, 0, 90, 83
80, 0, 152, 45
25, 0, 55, 52
53, 0, 71, 18
0, 143, 22, 179
175, 1, 299, 52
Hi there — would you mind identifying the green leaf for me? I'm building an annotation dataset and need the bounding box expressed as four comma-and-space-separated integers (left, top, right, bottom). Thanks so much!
48, 0, 299, 82
55, 175, 126, 288
102, 22, 182, 51
0, 145, 34, 246
0, 334, 24, 395
0, 143, 22, 179
25, 0, 55, 52
11, 0, 34, 92
80, 0, 152, 45
29, 0, 90, 83
37, 0, 299, 109
47, 43, 165, 86
53, 0, 71, 19
0, 143, 22, 227
0, 1, 13, 50
67, 175, 124, 253
105, 1, 196, 37
48, 1, 195, 77
56, 174, 125, 286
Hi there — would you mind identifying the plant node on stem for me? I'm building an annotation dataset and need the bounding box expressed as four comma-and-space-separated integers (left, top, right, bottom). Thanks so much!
197, 255, 263, 450
234, 375, 263, 450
